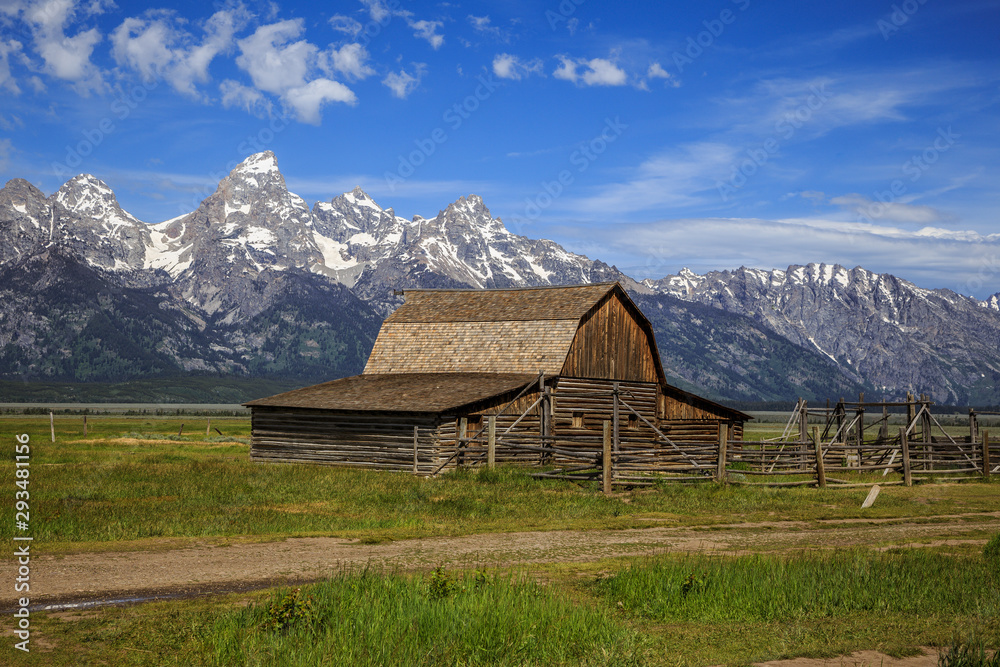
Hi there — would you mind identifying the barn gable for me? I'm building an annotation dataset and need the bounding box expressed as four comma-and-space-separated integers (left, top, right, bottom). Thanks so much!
363, 283, 665, 383
560, 286, 665, 384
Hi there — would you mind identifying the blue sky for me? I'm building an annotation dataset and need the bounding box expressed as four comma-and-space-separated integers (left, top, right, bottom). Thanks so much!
1, 0, 999, 296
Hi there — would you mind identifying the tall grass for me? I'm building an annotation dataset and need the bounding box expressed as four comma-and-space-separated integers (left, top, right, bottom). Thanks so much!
595, 549, 1000, 623
197, 568, 645, 666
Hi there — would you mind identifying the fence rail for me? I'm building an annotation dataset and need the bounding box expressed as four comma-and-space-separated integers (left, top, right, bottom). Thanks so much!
436, 418, 998, 493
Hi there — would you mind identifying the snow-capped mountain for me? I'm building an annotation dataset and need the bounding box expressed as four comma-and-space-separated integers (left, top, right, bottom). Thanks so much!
3, 150, 1000, 404
645, 264, 1000, 404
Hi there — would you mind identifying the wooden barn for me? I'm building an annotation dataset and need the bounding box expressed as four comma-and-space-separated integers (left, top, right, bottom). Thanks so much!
245, 283, 749, 475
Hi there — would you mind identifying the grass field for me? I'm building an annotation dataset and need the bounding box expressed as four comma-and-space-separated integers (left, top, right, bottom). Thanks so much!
2, 414, 999, 665
3, 415, 999, 552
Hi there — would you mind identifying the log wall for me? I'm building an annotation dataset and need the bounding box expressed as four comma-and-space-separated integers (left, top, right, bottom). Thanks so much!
250, 376, 745, 473
250, 408, 444, 474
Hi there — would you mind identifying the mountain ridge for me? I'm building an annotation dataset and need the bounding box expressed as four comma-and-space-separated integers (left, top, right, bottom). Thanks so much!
3, 150, 999, 404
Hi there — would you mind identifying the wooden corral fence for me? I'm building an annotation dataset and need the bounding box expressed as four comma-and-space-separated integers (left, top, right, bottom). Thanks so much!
415, 382, 724, 488
427, 390, 999, 493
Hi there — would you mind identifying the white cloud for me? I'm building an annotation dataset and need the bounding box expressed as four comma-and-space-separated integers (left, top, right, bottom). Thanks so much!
320, 42, 374, 81
0, 38, 23, 93
468, 15, 508, 42
648, 62, 669, 79
360, 0, 444, 49
230, 19, 358, 123
492, 53, 543, 80
553, 56, 577, 83
555, 215, 1000, 297
830, 193, 949, 225
235, 19, 316, 95
112, 7, 248, 99
382, 63, 425, 99
720, 68, 983, 139
570, 143, 740, 214
23, 0, 109, 93
409, 19, 443, 49
111, 16, 174, 81
219, 79, 271, 116
284, 78, 357, 124
360, 0, 391, 23
553, 56, 627, 87
582, 58, 627, 86
329, 14, 362, 37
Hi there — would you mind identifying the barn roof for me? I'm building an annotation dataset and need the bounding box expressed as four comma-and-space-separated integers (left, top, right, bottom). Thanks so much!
243, 372, 537, 413
385, 283, 619, 322
364, 283, 634, 376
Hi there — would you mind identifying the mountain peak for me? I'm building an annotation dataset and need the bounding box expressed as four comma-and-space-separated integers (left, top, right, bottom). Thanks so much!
215, 151, 290, 201
54, 173, 140, 226
341, 186, 384, 212
235, 151, 280, 176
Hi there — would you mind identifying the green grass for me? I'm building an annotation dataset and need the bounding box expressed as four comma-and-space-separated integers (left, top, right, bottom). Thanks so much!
594, 549, 1000, 622
3, 415, 999, 553
3, 413, 999, 665
198, 568, 645, 666
939, 636, 1000, 667
8, 552, 999, 666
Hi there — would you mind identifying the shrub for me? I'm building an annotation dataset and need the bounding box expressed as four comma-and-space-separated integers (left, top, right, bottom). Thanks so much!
261, 588, 315, 632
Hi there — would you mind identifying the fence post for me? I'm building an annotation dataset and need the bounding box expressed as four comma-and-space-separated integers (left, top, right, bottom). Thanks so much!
413, 425, 419, 475
922, 395, 932, 471
813, 426, 826, 488
716, 422, 728, 483
457, 417, 467, 468
83, 414, 88, 437
983, 430, 990, 482
541, 386, 553, 464
487, 415, 496, 469
50, 412, 55, 442
612, 382, 620, 455
206, 418, 211, 437
602, 420, 612, 495
900, 427, 912, 487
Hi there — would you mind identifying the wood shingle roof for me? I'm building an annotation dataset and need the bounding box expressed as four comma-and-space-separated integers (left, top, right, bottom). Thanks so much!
244, 373, 537, 413
384, 283, 618, 322
364, 283, 619, 375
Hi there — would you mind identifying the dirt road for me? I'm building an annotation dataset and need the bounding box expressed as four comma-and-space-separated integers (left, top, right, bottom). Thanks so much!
9, 511, 999, 610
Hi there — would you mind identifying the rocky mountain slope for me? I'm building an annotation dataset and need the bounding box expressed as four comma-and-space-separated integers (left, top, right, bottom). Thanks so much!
2, 150, 999, 404
645, 265, 1000, 404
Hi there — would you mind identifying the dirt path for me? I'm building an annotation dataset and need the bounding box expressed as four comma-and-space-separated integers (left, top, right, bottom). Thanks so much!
8, 512, 998, 610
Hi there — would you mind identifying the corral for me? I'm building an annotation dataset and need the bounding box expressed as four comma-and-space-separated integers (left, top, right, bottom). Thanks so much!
245, 283, 749, 479
737, 395, 1000, 488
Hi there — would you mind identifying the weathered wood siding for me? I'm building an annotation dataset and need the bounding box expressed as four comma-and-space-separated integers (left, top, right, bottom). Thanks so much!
658, 420, 737, 443
561, 294, 660, 383
251, 408, 446, 474
659, 390, 736, 422
552, 377, 657, 430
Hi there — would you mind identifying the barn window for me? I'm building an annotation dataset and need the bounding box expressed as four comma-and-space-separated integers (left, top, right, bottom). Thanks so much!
627, 413, 639, 430
572, 412, 584, 428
